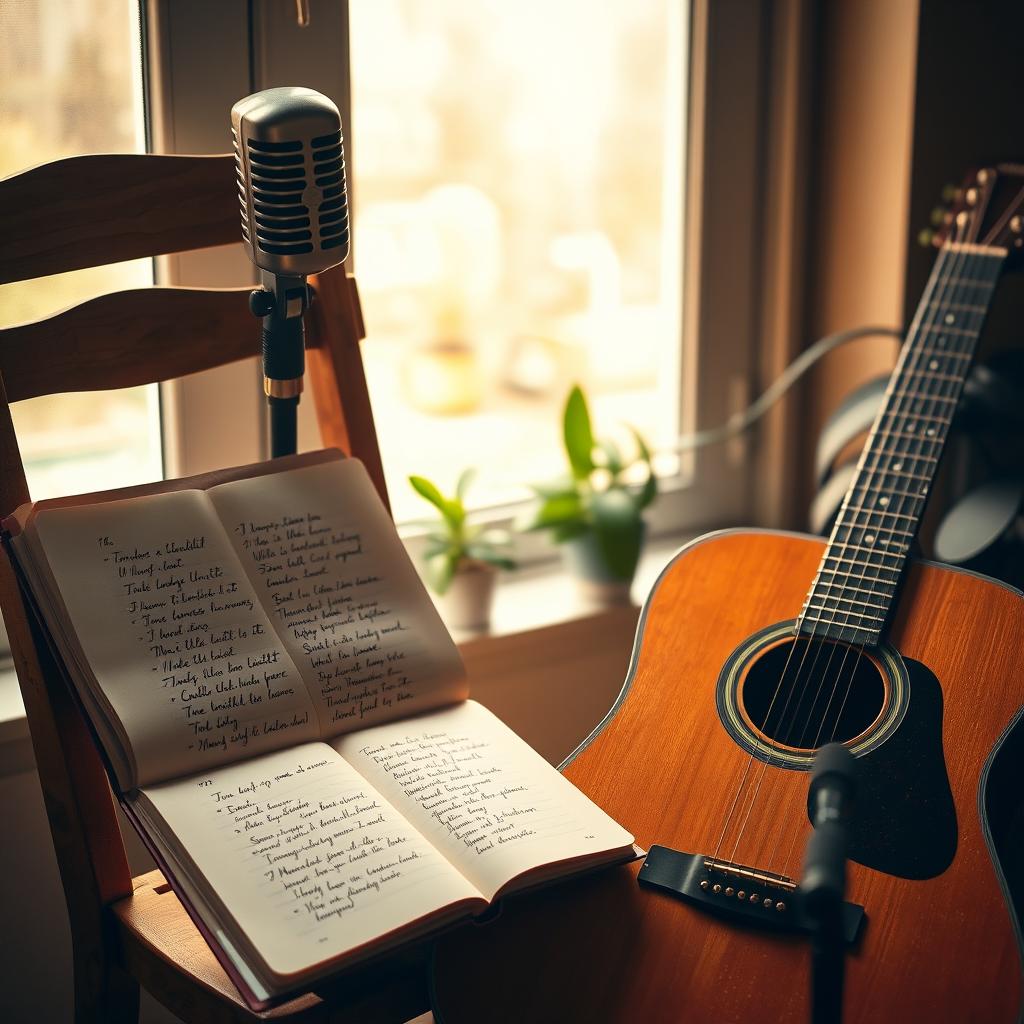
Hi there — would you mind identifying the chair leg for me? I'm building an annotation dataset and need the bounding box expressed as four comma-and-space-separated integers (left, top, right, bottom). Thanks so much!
74, 959, 139, 1024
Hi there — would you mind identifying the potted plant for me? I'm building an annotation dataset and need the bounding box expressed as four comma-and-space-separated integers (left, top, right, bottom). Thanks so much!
409, 469, 516, 631
520, 384, 657, 603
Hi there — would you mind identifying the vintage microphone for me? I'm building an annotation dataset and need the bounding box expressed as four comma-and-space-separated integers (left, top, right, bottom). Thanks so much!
801, 742, 858, 1024
231, 86, 351, 457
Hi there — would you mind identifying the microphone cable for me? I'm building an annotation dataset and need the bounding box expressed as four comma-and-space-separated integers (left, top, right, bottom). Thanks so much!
671, 325, 903, 453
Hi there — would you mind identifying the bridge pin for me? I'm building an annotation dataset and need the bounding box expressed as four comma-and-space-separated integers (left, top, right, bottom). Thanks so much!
725, 887, 734, 896
776, 902, 786, 912
737, 890, 746, 900
699, 880, 709, 890
712, 884, 722, 894
749, 893, 760, 903
763, 898, 773, 909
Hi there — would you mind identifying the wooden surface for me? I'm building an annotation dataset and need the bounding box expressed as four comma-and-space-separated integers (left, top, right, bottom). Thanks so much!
0, 154, 237, 284
0, 286, 254, 402
432, 530, 1024, 1024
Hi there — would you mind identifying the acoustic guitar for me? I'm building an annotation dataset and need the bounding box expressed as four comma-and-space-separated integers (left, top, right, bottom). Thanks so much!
431, 166, 1024, 1023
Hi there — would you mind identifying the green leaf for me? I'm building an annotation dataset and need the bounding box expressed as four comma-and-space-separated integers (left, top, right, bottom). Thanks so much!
563, 385, 596, 480
467, 546, 517, 571
590, 487, 644, 580
409, 475, 463, 532
424, 551, 458, 595
597, 438, 624, 476
519, 492, 585, 532
455, 467, 477, 503
627, 424, 653, 465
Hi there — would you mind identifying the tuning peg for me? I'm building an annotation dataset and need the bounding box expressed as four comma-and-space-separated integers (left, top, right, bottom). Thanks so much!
917, 228, 935, 248
941, 183, 962, 203
930, 206, 946, 226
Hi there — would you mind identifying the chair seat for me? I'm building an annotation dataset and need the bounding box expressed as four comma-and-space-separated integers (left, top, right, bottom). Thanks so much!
110, 871, 430, 1023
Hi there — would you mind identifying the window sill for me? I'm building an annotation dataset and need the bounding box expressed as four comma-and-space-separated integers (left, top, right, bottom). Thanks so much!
0, 532, 695, 776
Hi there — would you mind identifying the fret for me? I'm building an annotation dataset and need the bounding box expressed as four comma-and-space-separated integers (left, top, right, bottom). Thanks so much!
888, 393, 961, 407
847, 485, 929, 502
820, 562, 902, 585
925, 301, 988, 313
873, 430, 946, 444
805, 587, 890, 611
831, 528, 921, 544
803, 603, 886, 624
916, 347, 973, 361
798, 616, 876, 643
919, 323, 980, 338
839, 504, 920, 521
943, 275, 999, 287
825, 540, 908, 560
851, 467, 933, 483
877, 408, 956, 427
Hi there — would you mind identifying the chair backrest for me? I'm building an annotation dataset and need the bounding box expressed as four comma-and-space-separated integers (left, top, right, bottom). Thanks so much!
0, 152, 388, 1017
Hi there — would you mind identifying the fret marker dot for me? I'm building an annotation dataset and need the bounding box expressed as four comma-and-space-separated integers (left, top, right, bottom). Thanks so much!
929, 360, 939, 370
893, 462, 903, 471
879, 497, 889, 506
944, 314, 955, 325
865, 534, 876, 544
907, 422, 916, 431
927, 427, 936, 437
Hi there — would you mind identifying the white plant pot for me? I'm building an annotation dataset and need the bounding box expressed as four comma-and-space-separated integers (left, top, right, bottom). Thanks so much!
434, 559, 498, 632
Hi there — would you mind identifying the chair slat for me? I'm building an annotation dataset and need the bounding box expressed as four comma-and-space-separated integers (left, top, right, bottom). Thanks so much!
0, 286, 255, 402
0, 154, 238, 284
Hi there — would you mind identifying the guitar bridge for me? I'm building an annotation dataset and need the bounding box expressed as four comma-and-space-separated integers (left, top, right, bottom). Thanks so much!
637, 845, 865, 945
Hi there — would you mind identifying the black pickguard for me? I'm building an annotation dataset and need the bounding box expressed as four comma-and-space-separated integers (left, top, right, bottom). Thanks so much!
821, 654, 958, 880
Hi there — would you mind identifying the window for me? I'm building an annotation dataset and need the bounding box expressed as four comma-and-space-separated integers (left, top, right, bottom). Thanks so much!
145, 0, 766, 547
0, 0, 161, 500
348, 0, 686, 523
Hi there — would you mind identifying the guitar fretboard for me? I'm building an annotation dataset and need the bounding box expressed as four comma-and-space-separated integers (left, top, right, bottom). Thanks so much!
798, 242, 1006, 646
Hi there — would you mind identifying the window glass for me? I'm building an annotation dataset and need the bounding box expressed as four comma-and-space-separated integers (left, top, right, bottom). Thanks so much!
349, 0, 685, 522
0, 0, 160, 501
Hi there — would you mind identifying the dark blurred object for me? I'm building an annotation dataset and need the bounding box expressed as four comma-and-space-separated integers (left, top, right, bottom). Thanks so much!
810, 349, 1024, 587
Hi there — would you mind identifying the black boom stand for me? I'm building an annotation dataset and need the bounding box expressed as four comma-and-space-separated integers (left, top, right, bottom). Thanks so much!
800, 743, 858, 1024
249, 271, 312, 458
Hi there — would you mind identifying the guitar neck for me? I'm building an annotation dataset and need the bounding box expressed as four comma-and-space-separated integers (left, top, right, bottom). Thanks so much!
798, 241, 1006, 646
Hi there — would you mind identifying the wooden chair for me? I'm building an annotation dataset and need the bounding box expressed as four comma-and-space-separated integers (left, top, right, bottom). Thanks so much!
0, 153, 434, 1023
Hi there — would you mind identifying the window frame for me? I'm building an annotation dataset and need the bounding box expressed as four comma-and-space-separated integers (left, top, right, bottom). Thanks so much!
145, 0, 779, 564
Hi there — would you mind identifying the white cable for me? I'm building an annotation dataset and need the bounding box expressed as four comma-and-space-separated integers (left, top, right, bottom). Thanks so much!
671, 325, 903, 451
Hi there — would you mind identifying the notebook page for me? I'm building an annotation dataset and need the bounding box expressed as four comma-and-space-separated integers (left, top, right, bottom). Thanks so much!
136, 743, 481, 981
207, 458, 468, 740
333, 700, 634, 902
32, 489, 318, 787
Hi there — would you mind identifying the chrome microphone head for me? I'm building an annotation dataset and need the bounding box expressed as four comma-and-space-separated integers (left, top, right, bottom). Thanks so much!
231, 86, 350, 278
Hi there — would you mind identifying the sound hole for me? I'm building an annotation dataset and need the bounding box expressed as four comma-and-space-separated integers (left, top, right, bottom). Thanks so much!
740, 637, 886, 750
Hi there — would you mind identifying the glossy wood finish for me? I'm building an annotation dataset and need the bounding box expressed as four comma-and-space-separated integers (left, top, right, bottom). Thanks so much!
0, 154, 237, 284
432, 530, 1024, 1024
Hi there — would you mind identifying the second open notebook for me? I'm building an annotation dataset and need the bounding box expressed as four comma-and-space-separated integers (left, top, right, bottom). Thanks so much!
4, 451, 634, 1006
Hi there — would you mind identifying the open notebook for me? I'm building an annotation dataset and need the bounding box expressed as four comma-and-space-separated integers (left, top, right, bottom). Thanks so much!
4, 450, 634, 1007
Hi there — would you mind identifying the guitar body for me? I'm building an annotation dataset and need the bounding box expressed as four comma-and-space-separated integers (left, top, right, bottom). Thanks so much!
432, 530, 1024, 1023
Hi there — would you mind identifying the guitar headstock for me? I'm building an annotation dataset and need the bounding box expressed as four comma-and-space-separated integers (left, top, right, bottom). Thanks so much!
928, 163, 1024, 261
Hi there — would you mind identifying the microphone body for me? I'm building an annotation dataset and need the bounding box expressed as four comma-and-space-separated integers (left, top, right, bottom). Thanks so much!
231, 86, 351, 456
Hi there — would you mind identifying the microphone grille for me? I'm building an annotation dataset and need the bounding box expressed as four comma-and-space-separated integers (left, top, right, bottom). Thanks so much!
231, 87, 350, 277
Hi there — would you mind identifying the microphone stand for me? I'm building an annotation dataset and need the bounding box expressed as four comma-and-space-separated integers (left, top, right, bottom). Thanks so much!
800, 743, 856, 1024
802, 821, 847, 1024
249, 271, 311, 458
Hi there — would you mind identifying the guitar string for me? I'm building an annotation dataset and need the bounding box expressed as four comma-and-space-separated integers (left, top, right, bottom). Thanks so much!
738, 241, 967, 874
711, 236, 991, 872
779, 240, 999, 880
710, 256, 951, 868
769, 239, 978, 877
814, 244, 997, 743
